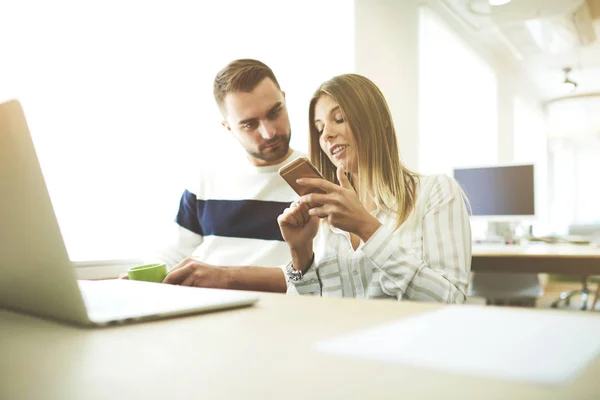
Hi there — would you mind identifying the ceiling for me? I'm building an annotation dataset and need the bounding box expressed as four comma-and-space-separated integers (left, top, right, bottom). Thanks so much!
436, 0, 600, 102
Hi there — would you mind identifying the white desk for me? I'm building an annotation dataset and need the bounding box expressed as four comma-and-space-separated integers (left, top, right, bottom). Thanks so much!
1, 293, 599, 399
472, 243, 600, 275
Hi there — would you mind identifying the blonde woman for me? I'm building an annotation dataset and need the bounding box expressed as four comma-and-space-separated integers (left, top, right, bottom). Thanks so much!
277, 74, 472, 302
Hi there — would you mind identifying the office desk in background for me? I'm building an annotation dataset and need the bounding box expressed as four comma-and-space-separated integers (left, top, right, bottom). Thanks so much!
472, 243, 600, 275
1, 293, 599, 399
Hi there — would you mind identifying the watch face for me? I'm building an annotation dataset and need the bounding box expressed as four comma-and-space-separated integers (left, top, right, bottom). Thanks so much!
286, 262, 303, 282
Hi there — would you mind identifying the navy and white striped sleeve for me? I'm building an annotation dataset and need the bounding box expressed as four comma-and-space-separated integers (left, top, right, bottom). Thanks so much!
151, 190, 203, 268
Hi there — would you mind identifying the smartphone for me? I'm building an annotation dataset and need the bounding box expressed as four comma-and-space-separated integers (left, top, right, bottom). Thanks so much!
278, 157, 326, 196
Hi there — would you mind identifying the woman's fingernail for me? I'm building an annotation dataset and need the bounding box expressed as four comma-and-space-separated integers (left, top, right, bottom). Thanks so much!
296, 179, 303, 184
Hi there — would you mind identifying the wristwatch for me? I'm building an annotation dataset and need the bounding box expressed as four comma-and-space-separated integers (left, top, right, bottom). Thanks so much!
285, 254, 315, 283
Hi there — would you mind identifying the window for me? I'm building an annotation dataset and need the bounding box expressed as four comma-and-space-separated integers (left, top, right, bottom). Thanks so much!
0, 0, 355, 261
418, 7, 497, 175
547, 138, 600, 232
546, 96, 600, 231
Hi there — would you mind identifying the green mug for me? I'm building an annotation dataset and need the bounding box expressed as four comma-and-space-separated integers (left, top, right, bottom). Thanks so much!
127, 263, 168, 283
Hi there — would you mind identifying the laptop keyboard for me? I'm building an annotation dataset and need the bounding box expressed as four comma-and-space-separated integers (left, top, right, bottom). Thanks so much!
77, 279, 256, 324
79, 279, 171, 314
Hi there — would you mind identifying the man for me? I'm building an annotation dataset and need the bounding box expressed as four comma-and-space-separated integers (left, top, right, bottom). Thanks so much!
157, 59, 303, 292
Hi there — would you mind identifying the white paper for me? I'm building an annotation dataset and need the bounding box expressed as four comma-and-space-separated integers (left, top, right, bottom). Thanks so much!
315, 306, 600, 385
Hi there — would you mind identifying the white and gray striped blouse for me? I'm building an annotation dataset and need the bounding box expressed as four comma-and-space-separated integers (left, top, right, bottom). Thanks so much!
287, 174, 472, 303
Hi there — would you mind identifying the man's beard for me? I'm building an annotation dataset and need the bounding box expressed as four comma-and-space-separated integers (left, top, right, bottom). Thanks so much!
248, 130, 291, 162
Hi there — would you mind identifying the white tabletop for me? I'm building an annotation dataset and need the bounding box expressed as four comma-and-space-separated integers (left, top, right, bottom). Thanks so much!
473, 242, 600, 257
1, 293, 599, 399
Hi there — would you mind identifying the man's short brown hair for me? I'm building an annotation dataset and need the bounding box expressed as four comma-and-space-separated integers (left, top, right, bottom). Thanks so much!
213, 59, 281, 116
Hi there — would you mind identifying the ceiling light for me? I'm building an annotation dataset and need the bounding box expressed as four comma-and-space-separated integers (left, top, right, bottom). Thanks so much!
489, 0, 512, 6
562, 67, 578, 93
562, 81, 577, 92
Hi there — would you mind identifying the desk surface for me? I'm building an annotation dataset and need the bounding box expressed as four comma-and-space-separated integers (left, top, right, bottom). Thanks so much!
1, 293, 599, 399
473, 243, 600, 257
472, 243, 600, 275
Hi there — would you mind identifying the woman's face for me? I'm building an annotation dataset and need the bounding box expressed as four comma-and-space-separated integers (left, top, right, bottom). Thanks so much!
313, 94, 357, 173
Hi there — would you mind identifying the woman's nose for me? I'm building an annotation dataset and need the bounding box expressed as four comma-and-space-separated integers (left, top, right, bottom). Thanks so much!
322, 125, 337, 141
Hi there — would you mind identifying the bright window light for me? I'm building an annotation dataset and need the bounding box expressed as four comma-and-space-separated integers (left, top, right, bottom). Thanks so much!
489, 0, 512, 6
0, 0, 355, 261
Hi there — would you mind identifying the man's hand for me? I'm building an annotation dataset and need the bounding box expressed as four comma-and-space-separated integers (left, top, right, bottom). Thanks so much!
163, 258, 232, 288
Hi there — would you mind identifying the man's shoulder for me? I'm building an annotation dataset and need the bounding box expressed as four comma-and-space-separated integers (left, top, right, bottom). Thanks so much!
183, 151, 304, 202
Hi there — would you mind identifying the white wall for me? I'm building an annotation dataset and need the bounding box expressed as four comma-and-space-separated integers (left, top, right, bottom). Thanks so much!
418, 7, 498, 176
429, 2, 547, 164
354, 0, 420, 171
354, 0, 546, 168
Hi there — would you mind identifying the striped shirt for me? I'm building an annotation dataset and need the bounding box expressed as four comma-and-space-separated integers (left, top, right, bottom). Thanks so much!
287, 174, 472, 303
156, 150, 305, 270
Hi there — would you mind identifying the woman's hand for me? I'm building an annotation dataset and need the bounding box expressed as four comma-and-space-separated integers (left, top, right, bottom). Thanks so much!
297, 165, 382, 242
277, 200, 320, 250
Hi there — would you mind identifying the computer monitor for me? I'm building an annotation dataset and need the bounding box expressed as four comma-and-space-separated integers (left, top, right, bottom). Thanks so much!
453, 164, 535, 221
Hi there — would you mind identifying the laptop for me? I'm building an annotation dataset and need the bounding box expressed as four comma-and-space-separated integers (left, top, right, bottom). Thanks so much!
0, 99, 259, 326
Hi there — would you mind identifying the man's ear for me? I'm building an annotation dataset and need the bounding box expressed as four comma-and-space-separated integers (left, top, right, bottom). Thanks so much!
221, 120, 232, 132
282, 90, 286, 100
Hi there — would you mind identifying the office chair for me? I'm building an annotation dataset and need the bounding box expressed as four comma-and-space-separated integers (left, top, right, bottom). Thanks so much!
592, 283, 600, 312
470, 272, 542, 308
550, 276, 590, 311
550, 224, 600, 311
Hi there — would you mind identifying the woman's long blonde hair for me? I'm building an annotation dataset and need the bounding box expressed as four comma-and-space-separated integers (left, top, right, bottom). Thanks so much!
308, 74, 419, 230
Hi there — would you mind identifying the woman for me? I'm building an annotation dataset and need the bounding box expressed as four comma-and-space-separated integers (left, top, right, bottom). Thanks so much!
277, 74, 471, 302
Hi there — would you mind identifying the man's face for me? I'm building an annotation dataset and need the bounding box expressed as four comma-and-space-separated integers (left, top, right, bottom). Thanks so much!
222, 78, 292, 166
